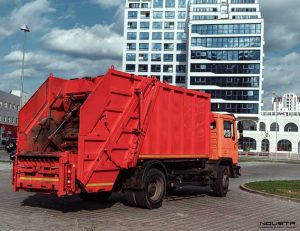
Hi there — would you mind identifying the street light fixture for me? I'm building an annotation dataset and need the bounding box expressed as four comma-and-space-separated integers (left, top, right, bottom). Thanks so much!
20, 24, 30, 109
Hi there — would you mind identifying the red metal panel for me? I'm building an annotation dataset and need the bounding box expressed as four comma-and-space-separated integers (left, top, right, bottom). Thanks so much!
140, 82, 211, 159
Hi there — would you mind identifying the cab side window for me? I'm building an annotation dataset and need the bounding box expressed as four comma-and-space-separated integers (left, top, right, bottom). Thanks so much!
224, 121, 233, 138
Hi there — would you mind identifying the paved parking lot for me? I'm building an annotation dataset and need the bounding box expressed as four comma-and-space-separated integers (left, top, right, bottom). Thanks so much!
0, 160, 299, 231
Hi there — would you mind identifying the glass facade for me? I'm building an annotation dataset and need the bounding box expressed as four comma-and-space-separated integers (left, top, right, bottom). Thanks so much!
190, 76, 259, 88
190, 63, 260, 74
211, 103, 259, 114
191, 37, 261, 48
204, 90, 259, 101
191, 50, 260, 61
192, 24, 261, 35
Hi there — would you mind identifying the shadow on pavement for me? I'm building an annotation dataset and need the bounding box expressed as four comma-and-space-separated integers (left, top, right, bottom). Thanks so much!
165, 186, 216, 201
21, 193, 123, 213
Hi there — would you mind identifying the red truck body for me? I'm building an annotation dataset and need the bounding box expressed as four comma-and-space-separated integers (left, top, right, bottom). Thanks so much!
13, 68, 239, 208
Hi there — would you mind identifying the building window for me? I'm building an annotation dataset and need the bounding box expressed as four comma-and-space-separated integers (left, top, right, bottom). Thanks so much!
138, 54, 148, 61
153, 22, 162, 29
164, 43, 174, 51
178, 11, 186, 19
151, 54, 161, 61
277, 140, 292, 152
177, 43, 186, 51
140, 22, 150, 29
163, 65, 173, 72
152, 32, 162, 40
127, 32, 137, 40
242, 137, 257, 151
176, 54, 186, 62
152, 43, 162, 51
128, 11, 138, 19
177, 32, 187, 40
0, 101, 2, 107
191, 37, 261, 48
129, 3, 140, 8
177, 22, 185, 30
128, 22, 137, 29
139, 43, 149, 51
138, 65, 148, 72
4, 102, 7, 108
191, 50, 260, 61
270, 123, 279, 132
165, 22, 175, 29
190, 63, 260, 74
261, 139, 269, 152
127, 43, 136, 50
259, 122, 266, 132
141, 3, 149, 8
165, 0, 175, 8
176, 76, 186, 84
178, 0, 186, 8
192, 23, 261, 35
165, 11, 175, 19
151, 65, 161, 72
284, 123, 298, 132
163, 54, 173, 62
241, 120, 257, 131
126, 53, 136, 61
140, 32, 149, 40
164, 32, 174, 40
153, 11, 163, 18
153, 0, 163, 8
163, 76, 173, 83
126, 64, 135, 72
176, 65, 186, 73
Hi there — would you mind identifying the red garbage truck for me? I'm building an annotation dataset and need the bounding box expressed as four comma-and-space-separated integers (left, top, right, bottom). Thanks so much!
13, 68, 240, 209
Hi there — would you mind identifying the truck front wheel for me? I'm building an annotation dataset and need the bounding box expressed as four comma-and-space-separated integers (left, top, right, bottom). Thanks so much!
211, 165, 229, 197
135, 168, 166, 209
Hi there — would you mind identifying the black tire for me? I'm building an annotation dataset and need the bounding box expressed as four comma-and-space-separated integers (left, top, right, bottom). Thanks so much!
123, 190, 137, 207
211, 165, 230, 197
79, 191, 112, 201
135, 168, 166, 209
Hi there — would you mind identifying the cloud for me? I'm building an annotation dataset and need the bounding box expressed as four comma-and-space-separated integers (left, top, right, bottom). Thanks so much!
260, 0, 300, 52
0, 0, 55, 37
262, 51, 300, 109
90, 0, 123, 8
2, 49, 122, 93
41, 24, 123, 60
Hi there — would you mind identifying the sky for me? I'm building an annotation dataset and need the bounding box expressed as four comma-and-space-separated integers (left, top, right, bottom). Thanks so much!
0, 0, 300, 109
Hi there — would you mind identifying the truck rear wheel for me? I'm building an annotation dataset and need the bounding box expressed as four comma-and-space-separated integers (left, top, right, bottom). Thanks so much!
211, 165, 229, 197
135, 168, 166, 209
79, 191, 112, 201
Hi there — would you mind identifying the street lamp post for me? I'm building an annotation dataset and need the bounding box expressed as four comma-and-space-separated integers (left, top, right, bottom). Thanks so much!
20, 24, 30, 109
273, 92, 278, 160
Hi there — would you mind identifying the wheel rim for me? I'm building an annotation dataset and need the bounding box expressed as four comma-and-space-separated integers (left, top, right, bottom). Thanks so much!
148, 176, 163, 202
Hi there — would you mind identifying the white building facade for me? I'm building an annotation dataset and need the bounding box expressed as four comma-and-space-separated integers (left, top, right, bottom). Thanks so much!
122, 0, 264, 119
242, 93, 300, 154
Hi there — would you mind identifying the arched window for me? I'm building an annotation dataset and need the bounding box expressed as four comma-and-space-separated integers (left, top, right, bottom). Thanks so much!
298, 142, 300, 154
241, 120, 257, 131
284, 123, 298, 132
261, 139, 269, 152
259, 122, 266, 131
241, 137, 257, 151
270, 122, 279, 132
277, 140, 292, 152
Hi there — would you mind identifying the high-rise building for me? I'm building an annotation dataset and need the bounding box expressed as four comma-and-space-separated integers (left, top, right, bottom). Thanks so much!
122, 0, 264, 119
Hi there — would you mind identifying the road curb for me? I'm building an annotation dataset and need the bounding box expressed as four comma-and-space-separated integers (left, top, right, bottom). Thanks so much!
240, 183, 300, 203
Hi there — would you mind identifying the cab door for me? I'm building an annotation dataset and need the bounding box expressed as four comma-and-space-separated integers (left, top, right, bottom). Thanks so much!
222, 120, 237, 158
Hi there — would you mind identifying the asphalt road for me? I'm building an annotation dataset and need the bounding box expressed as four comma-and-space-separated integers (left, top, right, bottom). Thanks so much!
0, 162, 299, 231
